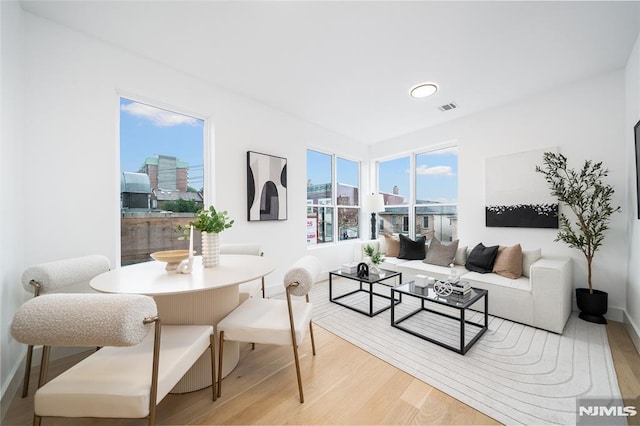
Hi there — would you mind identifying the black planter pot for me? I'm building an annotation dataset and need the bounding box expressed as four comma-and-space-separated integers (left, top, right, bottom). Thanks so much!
575, 288, 608, 324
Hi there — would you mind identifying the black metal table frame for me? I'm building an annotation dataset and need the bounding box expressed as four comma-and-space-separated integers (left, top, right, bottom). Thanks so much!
329, 269, 402, 317
391, 286, 488, 355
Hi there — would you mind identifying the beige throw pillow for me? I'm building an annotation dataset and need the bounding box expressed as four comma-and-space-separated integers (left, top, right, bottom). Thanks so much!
382, 234, 400, 257
492, 244, 523, 279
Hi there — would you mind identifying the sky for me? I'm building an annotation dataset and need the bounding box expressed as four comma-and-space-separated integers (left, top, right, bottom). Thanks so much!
119, 98, 205, 189
308, 148, 458, 204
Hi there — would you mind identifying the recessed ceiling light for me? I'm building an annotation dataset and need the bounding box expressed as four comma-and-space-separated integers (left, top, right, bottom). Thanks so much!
410, 83, 439, 98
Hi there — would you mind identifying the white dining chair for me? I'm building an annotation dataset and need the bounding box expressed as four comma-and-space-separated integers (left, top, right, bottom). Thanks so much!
11, 293, 216, 426
219, 243, 265, 300
19, 255, 111, 397
216, 255, 320, 402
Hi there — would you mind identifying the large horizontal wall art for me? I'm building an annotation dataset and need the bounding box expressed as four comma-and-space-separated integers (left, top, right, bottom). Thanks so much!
247, 151, 287, 221
485, 148, 558, 228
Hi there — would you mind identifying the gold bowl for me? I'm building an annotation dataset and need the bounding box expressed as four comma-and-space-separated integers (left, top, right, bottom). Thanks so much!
150, 250, 191, 270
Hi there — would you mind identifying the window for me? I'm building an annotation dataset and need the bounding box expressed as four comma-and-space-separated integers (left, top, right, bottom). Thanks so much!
415, 147, 458, 241
377, 146, 458, 242
307, 150, 360, 245
378, 156, 410, 235
119, 97, 205, 265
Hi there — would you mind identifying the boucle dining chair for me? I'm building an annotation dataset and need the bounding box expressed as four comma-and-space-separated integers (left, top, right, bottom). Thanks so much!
216, 255, 320, 403
220, 243, 265, 300
10, 293, 216, 426
19, 254, 111, 397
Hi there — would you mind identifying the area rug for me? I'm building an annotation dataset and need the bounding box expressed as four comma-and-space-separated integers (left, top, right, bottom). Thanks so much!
308, 280, 623, 425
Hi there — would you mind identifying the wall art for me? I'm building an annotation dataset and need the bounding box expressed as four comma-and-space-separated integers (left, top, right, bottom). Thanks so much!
247, 151, 287, 221
485, 148, 558, 228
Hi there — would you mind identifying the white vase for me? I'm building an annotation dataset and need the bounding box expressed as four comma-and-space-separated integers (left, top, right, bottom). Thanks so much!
201, 231, 220, 268
370, 264, 380, 275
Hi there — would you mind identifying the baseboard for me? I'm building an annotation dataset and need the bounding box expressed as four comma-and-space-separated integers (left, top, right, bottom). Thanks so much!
0, 346, 91, 424
623, 311, 640, 355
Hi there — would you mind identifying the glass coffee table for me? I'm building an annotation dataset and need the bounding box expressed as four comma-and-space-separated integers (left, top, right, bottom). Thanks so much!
329, 268, 402, 317
391, 281, 488, 355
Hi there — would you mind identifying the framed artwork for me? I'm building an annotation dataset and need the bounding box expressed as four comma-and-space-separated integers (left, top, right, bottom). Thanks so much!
485, 148, 559, 228
635, 120, 640, 219
247, 151, 288, 221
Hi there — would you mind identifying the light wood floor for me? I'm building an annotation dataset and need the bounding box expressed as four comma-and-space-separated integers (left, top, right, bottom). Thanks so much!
4, 320, 640, 425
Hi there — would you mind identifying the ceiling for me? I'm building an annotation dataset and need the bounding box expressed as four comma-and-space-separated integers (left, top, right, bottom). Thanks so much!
20, 1, 640, 144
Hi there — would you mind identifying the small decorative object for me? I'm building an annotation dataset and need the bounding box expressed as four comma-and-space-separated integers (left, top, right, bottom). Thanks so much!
247, 151, 288, 221
536, 152, 621, 324
150, 250, 191, 271
356, 262, 369, 279
180, 205, 234, 268
427, 276, 436, 286
434, 280, 453, 297
414, 275, 428, 289
177, 225, 194, 274
447, 263, 459, 284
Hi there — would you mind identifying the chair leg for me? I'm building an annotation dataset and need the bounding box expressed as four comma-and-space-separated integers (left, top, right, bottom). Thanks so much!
217, 331, 224, 398
309, 321, 316, 356
33, 414, 41, 426
291, 343, 304, 403
22, 344, 34, 397
210, 333, 217, 401
37, 346, 50, 388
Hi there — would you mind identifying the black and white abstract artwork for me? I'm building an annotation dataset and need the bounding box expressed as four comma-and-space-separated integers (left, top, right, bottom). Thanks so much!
485, 148, 558, 228
247, 151, 287, 221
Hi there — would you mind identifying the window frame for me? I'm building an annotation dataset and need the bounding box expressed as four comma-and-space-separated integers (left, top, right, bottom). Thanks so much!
116, 92, 212, 267
306, 148, 361, 245
375, 144, 458, 242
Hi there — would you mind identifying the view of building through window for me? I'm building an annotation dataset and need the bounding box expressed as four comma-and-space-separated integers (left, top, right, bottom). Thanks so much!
119, 97, 205, 265
377, 146, 458, 241
306, 150, 360, 245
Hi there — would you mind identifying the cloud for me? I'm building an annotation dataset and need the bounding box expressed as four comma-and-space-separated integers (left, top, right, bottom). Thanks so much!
416, 165, 454, 176
121, 102, 199, 127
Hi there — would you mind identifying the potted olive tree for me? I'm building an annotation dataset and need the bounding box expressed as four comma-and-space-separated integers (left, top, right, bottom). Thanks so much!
536, 152, 620, 324
182, 205, 234, 268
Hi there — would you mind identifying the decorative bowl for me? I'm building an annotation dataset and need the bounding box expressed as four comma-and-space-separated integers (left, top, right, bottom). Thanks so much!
150, 250, 192, 270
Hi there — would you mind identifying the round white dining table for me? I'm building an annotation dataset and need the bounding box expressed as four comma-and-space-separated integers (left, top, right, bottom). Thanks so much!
90, 254, 277, 393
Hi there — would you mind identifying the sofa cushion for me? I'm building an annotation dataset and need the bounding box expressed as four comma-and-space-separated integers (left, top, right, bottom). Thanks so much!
424, 237, 459, 267
465, 243, 499, 273
454, 245, 468, 266
382, 234, 400, 257
522, 248, 542, 277
398, 235, 426, 260
493, 244, 523, 279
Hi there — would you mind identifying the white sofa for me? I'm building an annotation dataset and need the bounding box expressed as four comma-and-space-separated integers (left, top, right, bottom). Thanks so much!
353, 239, 573, 334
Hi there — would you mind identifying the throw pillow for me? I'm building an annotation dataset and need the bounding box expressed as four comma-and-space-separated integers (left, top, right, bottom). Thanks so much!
454, 245, 468, 266
521, 248, 542, 277
397, 234, 426, 260
382, 234, 400, 257
424, 237, 459, 267
465, 243, 499, 273
493, 244, 523, 279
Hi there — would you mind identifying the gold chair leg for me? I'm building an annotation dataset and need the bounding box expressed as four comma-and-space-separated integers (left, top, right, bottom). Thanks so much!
210, 333, 217, 401
22, 344, 34, 397
33, 414, 41, 426
309, 321, 316, 356
217, 331, 224, 398
291, 343, 304, 403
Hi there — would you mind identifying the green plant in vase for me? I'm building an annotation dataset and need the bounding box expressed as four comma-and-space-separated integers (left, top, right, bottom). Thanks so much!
179, 205, 234, 268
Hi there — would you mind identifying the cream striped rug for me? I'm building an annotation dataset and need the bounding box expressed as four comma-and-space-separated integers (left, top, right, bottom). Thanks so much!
309, 280, 623, 425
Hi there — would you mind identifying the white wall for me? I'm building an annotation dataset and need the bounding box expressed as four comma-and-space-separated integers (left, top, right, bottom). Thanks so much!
370, 71, 630, 319
0, 0, 25, 418
0, 9, 368, 410
625, 30, 640, 348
